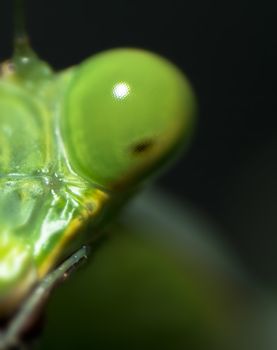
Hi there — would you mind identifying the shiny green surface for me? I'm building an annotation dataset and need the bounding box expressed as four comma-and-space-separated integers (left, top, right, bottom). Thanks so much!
62, 49, 196, 189
0, 45, 196, 313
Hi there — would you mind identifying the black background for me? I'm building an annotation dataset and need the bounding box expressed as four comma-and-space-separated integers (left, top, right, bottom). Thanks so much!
0, 0, 276, 284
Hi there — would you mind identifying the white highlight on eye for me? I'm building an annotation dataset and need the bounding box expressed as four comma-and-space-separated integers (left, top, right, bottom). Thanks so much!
112, 82, 130, 100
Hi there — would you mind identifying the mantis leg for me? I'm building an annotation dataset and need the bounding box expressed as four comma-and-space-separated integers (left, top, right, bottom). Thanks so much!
0, 246, 89, 350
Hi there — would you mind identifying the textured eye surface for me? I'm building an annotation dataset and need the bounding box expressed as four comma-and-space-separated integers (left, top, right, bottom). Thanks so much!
61, 48, 196, 190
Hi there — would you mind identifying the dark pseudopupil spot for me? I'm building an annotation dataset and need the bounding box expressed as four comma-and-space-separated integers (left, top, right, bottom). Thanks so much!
130, 139, 155, 156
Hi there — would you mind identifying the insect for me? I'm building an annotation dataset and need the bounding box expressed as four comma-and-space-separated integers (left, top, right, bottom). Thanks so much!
0, 0, 196, 324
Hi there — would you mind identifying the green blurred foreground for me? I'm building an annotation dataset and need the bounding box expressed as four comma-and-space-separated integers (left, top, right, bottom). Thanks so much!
39, 189, 277, 350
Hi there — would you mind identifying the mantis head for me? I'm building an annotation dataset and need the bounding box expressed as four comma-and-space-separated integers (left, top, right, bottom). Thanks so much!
61, 48, 196, 192
0, 0, 197, 320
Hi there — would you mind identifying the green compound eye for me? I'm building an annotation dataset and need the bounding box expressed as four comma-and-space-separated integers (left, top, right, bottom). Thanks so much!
61, 48, 196, 190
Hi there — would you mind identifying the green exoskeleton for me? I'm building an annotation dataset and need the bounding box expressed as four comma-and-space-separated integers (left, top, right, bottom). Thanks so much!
0, 1, 196, 317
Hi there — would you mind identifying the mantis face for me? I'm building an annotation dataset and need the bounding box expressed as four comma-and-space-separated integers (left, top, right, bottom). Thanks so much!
0, 44, 196, 314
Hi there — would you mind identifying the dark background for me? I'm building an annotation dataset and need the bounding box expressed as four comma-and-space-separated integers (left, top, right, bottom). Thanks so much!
0, 0, 276, 284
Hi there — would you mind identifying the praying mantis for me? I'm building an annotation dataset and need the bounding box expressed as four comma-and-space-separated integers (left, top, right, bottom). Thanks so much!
1, 2, 277, 350
0, 0, 198, 346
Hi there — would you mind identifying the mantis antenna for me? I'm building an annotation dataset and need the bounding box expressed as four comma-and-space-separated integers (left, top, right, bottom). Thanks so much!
13, 0, 31, 57
12, 0, 52, 82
